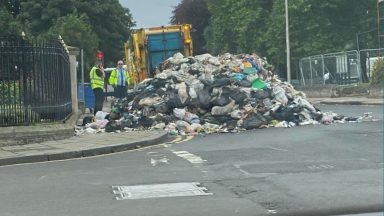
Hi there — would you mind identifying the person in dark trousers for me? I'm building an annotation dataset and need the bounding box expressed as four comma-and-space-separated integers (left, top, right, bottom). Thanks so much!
109, 60, 131, 99
89, 62, 105, 115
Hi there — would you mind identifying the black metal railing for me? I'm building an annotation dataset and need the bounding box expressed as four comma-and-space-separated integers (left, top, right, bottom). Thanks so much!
0, 37, 72, 126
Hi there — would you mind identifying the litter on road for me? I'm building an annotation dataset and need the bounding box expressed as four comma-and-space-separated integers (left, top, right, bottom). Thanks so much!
75, 52, 376, 136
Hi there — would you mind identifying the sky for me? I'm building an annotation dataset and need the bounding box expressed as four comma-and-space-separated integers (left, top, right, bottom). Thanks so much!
119, 0, 182, 28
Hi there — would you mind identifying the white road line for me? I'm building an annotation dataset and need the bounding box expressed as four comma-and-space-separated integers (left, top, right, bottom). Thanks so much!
267, 147, 289, 152
172, 150, 206, 164
234, 164, 251, 176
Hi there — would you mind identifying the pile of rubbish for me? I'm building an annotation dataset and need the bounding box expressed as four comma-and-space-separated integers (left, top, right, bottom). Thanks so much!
75, 52, 371, 136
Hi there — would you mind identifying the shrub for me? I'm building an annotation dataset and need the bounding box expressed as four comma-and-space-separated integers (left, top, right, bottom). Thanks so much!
370, 58, 384, 85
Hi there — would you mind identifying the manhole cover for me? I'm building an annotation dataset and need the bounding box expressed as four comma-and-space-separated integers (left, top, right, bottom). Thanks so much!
112, 182, 212, 200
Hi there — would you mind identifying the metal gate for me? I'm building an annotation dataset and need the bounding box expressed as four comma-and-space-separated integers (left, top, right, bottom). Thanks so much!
0, 37, 72, 126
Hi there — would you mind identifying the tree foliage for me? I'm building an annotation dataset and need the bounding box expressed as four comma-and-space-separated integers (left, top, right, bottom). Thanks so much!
203, 0, 378, 77
170, 0, 211, 54
0, 8, 23, 37
46, 13, 99, 68
1, 0, 135, 68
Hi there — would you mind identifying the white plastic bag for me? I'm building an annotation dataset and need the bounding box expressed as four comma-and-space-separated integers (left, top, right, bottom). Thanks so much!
173, 108, 186, 120
95, 111, 109, 121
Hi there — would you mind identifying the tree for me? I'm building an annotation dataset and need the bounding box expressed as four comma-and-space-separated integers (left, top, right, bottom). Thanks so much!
170, 0, 211, 54
74, 0, 135, 66
204, 0, 271, 55
45, 13, 99, 69
204, 0, 378, 78
14, 0, 135, 66
18, 0, 76, 36
0, 8, 23, 37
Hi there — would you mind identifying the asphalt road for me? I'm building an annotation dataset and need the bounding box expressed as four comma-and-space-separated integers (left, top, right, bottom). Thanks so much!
0, 105, 382, 216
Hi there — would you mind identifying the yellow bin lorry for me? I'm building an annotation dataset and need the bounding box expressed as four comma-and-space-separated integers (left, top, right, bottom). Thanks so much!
124, 24, 193, 85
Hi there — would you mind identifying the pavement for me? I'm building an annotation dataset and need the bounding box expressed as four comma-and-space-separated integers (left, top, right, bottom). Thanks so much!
0, 96, 382, 167
308, 96, 383, 106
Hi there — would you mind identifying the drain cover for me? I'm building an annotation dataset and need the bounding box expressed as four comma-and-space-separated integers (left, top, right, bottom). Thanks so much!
112, 182, 212, 200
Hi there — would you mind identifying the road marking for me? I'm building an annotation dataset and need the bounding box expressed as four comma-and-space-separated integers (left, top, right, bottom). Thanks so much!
267, 147, 289, 152
268, 209, 278, 214
112, 182, 212, 200
167, 135, 195, 144
167, 136, 183, 144
307, 164, 334, 171
172, 150, 206, 164
234, 164, 251, 176
147, 152, 169, 166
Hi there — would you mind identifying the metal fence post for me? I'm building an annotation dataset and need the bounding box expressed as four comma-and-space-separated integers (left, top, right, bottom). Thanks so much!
321, 54, 325, 85
299, 59, 306, 86
309, 56, 313, 86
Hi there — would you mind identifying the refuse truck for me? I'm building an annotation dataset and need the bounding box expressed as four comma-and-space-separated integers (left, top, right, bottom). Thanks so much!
124, 24, 193, 85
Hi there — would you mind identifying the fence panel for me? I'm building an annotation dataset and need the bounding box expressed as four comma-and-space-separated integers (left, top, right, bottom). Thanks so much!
299, 50, 361, 86
0, 37, 71, 126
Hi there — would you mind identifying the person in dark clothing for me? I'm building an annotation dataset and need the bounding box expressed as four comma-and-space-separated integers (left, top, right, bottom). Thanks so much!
89, 63, 105, 115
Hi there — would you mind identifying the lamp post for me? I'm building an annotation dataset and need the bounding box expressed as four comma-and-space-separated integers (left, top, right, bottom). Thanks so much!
285, 0, 291, 83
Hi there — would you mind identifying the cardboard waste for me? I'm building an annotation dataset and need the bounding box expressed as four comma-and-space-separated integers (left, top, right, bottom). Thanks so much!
75, 52, 372, 136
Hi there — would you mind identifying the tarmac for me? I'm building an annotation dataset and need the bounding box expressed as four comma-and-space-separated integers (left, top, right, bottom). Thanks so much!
0, 96, 382, 167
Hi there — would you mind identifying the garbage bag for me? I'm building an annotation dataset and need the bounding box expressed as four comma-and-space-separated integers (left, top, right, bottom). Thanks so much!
190, 123, 203, 132
109, 112, 121, 120
105, 120, 120, 132
165, 92, 183, 109
178, 82, 189, 104
252, 89, 270, 99
82, 116, 94, 126
242, 113, 268, 129
271, 105, 302, 123
211, 95, 230, 106
189, 87, 198, 99
230, 109, 243, 119
226, 119, 238, 130
95, 111, 109, 121
183, 112, 200, 124
197, 89, 213, 110
229, 88, 247, 106
252, 78, 267, 89
139, 96, 162, 107
138, 116, 154, 128
175, 120, 191, 132
153, 123, 166, 129
120, 119, 133, 128
173, 108, 186, 120
212, 78, 231, 87
211, 100, 235, 116
293, 97, 316, 113
187, 69, 200, 76
154, 102, 170, 114
237, 79, 252, 87
151, 79, 167, 88
273, 86, 288, 104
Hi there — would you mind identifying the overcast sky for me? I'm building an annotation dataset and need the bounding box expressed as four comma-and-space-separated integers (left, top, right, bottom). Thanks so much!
119, 0, 181, 28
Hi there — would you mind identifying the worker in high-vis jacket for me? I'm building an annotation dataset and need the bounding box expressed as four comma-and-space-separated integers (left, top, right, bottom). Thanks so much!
109, 60, 131, 99
89, 62, 105, 115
